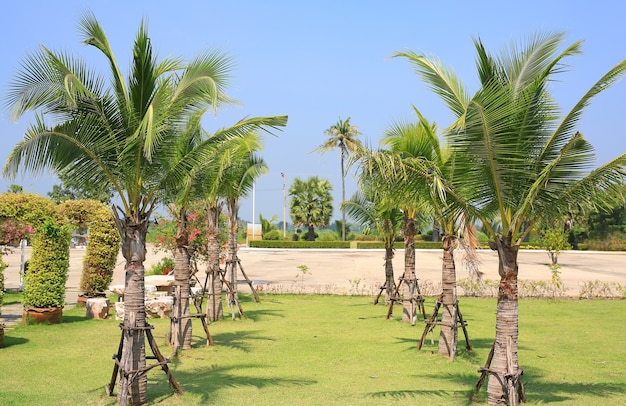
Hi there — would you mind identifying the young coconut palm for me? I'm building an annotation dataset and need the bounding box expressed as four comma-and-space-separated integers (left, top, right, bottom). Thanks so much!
342, 186, 404, 310
166, 116, 286, 351
2, 11, 246, 404
379, 112, 440, 324
219, 132, 268, 318
395, 32, 626, 404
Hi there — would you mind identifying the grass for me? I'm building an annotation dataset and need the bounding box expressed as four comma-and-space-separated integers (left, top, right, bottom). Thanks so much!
1, 293, 625, 405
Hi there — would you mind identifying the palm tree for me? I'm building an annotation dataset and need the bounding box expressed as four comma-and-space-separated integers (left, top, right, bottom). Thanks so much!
2, 12, 247, 404
167, 119, 286, 350
219, 133, 268, 318
343, 185, 403, 309
289, 176, 334, 241
315, 117, 362, 240
381, 110, 474, 358
395, 32, 626, 404
379, 113, 440, 324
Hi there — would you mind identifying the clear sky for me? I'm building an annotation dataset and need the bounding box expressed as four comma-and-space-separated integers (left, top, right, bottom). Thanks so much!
1, 1, 625, 225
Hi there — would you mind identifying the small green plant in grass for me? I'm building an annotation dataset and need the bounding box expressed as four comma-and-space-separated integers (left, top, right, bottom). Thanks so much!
579, 280, 625, 299
296, 264, 311, 286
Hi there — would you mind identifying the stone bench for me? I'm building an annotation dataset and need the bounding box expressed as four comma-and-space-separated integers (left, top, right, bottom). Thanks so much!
114, 296, 174, 320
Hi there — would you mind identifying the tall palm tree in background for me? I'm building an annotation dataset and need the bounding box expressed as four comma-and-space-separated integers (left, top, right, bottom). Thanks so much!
289, 176, 334, 241
396, 32, 626, 404
343, 186, 404, 309
315, 117, 362, 240
2, 11, 244, 404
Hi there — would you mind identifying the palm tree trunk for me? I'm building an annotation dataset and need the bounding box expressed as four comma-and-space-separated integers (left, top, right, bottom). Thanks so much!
118, 216, 148, 405
205, 203, 223, 321
438, 234, 458, 359
226, 198, 240, 317
384, 245, 395, 309
171, 212, 192, 350
306, 224, 315, 241
341, 148, 346, 241
402, 212, 417, 323
487, 233, 521, 405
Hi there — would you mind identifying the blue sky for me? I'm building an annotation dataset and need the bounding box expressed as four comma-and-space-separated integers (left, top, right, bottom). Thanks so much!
1, 1, 625, 225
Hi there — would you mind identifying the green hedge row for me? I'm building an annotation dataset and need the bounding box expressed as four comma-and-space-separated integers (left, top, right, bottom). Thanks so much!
247, 240, 445, 249
249, 240, 351, 249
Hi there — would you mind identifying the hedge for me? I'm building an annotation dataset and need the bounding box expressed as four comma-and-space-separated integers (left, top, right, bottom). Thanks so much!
249, 240, 351, 249
247, 240, 445, 249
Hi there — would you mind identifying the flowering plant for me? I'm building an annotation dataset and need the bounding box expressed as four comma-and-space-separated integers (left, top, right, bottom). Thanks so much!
0, 219, 34, 246
151, 204, 228, 266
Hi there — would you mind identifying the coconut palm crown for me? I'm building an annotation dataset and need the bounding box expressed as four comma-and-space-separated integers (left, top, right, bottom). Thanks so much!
395, 31, 626, 404
2, 11, 287, 404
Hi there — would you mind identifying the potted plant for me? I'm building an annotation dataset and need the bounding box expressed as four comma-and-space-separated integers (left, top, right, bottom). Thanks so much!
22, 217, 71, 324
147, 257, 175, 276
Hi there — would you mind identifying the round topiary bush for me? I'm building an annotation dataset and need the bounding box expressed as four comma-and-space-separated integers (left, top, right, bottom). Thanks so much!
23, 218, 71, 309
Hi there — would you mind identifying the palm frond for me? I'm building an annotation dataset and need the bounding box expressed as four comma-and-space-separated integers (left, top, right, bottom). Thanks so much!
393, 50, 470, 118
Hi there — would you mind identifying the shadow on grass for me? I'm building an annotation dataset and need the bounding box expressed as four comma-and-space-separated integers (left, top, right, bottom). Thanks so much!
394, 335, 493, 363
145, 363, 316, 404
520, 379, 625, 403
412, 369, 626, 405
367, 388, 473, 405
205, 330, 274, 353
241, 308, 285, 322
1, 334, 29, 348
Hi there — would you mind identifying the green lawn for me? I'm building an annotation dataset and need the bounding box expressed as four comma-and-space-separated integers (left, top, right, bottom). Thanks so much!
1, 293, 625, 405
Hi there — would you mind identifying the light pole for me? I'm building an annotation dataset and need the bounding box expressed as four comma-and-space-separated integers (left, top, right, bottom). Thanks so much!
281, 172, 287, 238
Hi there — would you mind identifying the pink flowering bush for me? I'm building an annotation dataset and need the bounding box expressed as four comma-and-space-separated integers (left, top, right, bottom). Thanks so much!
0, 219, 34, 246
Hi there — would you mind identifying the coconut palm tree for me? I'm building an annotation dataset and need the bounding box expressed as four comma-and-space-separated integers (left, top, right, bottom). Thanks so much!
315, 117, 362, 240
395, 32, 626, 404
219, 133, 268, 318
381, 109, 477, 358
379, 113, 439, 324
2, 11, 256, 404
289, 176, 334, 241
167, 118, 286, 350
342, 186, 404, 309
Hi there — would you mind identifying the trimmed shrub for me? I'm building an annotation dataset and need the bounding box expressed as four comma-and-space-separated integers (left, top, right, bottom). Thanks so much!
0, 192, 57, 246
23, 218, 71, 308
249, 240, 350, 249
59, 200, 121, 295
247, 240, 444, 249
263, 229, 281, 240
0, 256, 6, 314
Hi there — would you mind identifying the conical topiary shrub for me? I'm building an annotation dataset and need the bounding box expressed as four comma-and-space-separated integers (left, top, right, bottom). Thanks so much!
23, 218, 71, 311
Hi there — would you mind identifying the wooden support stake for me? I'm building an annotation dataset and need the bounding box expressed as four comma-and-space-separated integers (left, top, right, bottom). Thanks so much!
107, 324, 182, 400
237, 259, 260, 303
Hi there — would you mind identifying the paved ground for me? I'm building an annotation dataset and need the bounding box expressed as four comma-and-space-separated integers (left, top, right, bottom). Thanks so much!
2, 245, 625, 326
